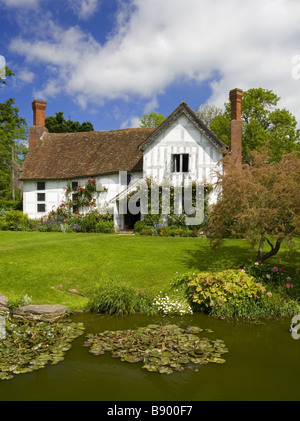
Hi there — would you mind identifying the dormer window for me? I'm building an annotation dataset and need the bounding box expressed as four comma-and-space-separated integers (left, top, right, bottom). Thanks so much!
172, 154, 189, 173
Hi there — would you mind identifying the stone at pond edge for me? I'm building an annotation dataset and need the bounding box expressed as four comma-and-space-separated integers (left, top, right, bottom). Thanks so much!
12, 304, 68, 322
0, 294, 9, 315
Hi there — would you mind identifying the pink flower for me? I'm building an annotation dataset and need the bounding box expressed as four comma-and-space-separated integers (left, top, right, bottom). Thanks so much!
286, 277, 292, 282
267, 292, 272, 297
272, 267, 278, 272
280, 267, 285, 271
286, 284, 291, 288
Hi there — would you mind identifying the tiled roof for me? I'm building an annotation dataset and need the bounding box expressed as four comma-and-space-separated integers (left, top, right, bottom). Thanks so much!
20, 128, 155, 180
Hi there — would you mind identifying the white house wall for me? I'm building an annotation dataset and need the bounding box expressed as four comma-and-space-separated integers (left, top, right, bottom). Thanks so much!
23, 172, 143, 221
143, 114, 222, 187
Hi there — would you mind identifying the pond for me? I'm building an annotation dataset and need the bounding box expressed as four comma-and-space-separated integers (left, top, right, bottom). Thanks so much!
0, 312, 299, 401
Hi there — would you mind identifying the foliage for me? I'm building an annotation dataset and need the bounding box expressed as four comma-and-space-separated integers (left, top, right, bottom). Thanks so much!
134, 220, 206, 237
209, 87, 300, 163
45, 111, 94, 133
195, 104, 223, 127
131, 178, 212, 236
208, 151, 300, 262
0, 98, 28, 200
172, 269, 300, 319
0, 199, 22, 211
7, 293, 32, 310
244, 261, 292, 285
0, 317, 85, 380
173, 270, 267, 312
84, 324, 228, 375
139, 112, 166, 128
0, 210, 29, 231
0, 66, 14, 86
87, 279, 154, 315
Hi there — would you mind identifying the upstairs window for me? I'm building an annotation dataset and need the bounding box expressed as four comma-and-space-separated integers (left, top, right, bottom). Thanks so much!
37, 181, 45, 190
72, 181, 79, 190
172, 154, 189, 173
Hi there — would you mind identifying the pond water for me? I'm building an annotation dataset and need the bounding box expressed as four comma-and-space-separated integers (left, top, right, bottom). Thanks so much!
0, 312, 299, 401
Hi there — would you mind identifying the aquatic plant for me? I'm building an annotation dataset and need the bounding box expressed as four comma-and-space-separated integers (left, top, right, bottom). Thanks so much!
0, 317, 85, 380
83, 324, 228, 375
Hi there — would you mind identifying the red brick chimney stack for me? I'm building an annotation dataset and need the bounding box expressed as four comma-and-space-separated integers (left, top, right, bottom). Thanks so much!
28, 100, 48, 152
32, 100, 47, 126
229, 88, 243, 165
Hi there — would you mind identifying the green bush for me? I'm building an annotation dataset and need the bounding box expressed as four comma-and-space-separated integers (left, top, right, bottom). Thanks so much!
8, 293, 32, 310
134, 220, 148, 233
0, 210, 29, 231
0, 200, 22, 211
87, 279, 154, 315
172, 269, 300, 319
95, 220, 114, 233
244, 261, 290, 284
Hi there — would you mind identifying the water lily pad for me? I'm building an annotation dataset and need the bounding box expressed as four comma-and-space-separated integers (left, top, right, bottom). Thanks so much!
83, 324, 228, 375
0, 316, 85, 381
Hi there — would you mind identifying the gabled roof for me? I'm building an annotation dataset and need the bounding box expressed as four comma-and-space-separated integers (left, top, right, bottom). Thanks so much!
20, 128, 155, 181
139, 101, 228, 152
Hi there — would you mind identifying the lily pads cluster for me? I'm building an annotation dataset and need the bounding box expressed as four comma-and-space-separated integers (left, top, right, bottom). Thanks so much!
0, 317, 85, 380
83, 324, 228, 374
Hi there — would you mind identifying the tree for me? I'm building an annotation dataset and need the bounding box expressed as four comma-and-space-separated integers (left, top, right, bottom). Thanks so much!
195, 104, 223, 127
209, 88, 300, 163
45, 112, 94, 133
139, 112, 166, 128
207, 151, 300, 262
0, 99, 28, 200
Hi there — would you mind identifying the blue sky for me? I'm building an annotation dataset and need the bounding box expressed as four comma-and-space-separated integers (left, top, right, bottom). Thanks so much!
1, 0, 300, 133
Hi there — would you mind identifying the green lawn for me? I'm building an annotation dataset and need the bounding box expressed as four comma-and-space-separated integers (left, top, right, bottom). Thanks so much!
0, 231, 299, 310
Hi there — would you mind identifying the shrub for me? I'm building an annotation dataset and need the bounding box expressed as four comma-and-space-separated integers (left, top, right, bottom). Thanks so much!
0, 211, 29, 231
95, 220, 114, 233
172, 269, 300, 319
8, 293, 32, 310
87, 279, 153, 315
0, 200, 22, 211
134, 220, 148, 233
244, 261, 290, 284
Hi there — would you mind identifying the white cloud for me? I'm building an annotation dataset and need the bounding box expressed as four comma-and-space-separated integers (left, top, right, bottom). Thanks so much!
68, 0, 99, 20
9, 0, 300, 123
1, 0, 40, 7
18, 68, 35, 83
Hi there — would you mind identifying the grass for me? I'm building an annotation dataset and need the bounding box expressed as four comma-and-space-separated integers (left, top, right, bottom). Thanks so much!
0, 231, 299, 311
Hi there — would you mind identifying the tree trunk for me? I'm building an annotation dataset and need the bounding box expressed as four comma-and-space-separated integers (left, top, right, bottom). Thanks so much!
258, 236, 284, 262
256, 236, 265, 261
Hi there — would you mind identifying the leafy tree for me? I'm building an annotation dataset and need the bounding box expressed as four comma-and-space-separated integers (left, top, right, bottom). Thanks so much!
0, 98, 28, 200
139, 112, 166, 128
195, 104, 223, 127
208, 151, 300, 262
209, 88, 300, 163
45, 112, 94, 133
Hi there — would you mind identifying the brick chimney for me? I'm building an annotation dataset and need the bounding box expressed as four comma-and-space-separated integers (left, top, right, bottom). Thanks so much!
229, 88, 243, 165
28, 100, 48, 152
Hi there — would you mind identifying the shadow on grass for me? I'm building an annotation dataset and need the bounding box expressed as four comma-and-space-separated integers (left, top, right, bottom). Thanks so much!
180, 237, 300, 277
179, 239, 256, 273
